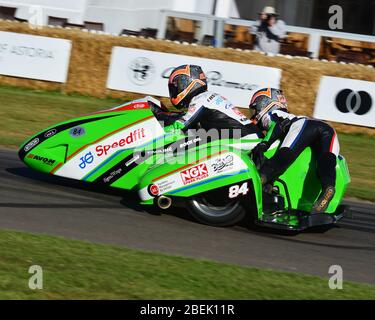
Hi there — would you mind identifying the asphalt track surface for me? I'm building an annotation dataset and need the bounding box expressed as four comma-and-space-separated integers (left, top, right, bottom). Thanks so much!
1, 148, 374, 284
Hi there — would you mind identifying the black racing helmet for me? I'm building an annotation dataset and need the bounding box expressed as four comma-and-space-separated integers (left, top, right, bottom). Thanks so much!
168, 64, 208, 109
249, 87, 288, 123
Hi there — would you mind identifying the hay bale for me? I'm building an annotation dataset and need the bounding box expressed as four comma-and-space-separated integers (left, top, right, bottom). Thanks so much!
0, 20, 374, 135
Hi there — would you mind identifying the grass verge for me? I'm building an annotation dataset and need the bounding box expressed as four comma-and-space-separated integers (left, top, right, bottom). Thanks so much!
0, 230, 375, 299
0, 85, 374, 201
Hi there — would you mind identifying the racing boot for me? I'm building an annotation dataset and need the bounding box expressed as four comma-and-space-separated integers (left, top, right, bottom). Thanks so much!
311, 185, 335, 214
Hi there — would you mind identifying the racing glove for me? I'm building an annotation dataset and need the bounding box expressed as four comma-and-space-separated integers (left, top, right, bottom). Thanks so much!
251, 141, 270, 169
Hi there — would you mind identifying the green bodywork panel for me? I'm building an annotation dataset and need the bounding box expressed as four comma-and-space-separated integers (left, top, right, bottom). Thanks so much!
18, 98, 350, 228
20, 108, 155, 176
138, 144, 263, 216
260, 145, 350, 221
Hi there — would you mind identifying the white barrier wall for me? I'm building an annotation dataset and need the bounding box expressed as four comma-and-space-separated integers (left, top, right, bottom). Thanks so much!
314, 76, 375, 128
0, 31, 72, 82
107, 47, 281, 107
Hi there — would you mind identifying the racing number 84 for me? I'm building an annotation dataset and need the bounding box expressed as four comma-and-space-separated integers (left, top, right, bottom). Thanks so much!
228, 182, 249, 198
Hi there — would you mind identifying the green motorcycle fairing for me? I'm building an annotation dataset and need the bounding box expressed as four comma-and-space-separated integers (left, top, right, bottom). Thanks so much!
18, 96, 350, 230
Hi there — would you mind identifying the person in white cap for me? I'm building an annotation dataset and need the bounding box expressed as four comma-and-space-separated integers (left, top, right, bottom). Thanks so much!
252, 6, 286, 55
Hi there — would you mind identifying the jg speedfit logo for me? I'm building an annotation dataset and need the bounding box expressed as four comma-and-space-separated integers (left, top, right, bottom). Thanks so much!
79, 151, 94, 169
335, 89, 372, 115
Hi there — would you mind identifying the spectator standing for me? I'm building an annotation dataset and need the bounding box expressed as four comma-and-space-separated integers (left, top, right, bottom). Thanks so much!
252, 6, 286, 54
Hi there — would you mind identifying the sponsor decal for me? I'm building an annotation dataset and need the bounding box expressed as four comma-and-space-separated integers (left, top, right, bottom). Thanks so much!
156, 179, 176, 194
214, 95, 224, 105
233, 107, 245, 117
9, 46, 54, 59
128, 57, 155, 85
335, 89, 372, 115
70, 126, 86, 138
132, 103, 148, 109
18, 115, 117, 161
95, 102, 149, 113
162, 69, 258, 91
179, 137, 201, 149
148, 184, 159, 196
206, 71, 258, 91
144, 146, 174, 156
125, 154, 141, 167
54, 117, 161, 181
132, 136, 205, 164
207, 94, 215, 102
180, 163, 209, 185
24, 138, 39, 152
313, 76, 375, 128
94, 154, 138, 186
103, 168, 122, 184
44, 129, 57, 138
232, 108, 249, 123
107, 47, 281, 107
0, 31, 71, 83
27, 154, 55, 166
96, 128, 146, 156
211, 154, 234, 173
78, 151, 94, 169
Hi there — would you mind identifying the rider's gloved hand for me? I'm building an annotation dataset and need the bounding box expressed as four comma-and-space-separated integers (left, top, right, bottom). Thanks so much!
252, 141, 270, 156
164, 121, 185, 134
251, 141, 270, 169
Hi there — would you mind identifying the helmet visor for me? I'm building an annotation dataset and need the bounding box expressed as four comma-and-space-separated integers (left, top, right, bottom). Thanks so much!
168, 76, 190, 99
249, 108, 258, 120
168, 82, 178, 99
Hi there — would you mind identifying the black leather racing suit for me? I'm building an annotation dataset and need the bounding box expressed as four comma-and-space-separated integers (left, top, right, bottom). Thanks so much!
163, 91, 263, 138
256, 109, 340, 188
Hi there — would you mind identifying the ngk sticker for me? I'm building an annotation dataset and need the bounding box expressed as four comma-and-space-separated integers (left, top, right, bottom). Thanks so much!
180, 163, 209, 185
139, 153, 249, 201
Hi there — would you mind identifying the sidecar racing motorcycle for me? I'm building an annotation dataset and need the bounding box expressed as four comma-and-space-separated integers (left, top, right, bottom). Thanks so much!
18, 96, 350, 231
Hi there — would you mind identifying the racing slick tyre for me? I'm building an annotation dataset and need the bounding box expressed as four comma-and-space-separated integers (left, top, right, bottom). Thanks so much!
187, 195, 246, 227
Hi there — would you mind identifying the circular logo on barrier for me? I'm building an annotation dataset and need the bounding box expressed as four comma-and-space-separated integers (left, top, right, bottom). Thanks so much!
127, 57, 155, 85
335, 89, 372, 115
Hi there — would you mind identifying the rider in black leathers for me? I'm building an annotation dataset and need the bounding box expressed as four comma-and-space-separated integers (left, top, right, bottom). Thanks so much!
160, 64, 262, 138
249, 87, 340, 214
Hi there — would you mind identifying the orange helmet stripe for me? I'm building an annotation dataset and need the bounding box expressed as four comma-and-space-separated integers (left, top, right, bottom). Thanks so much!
250, 87, 271, 105
169, 65, 190, 84
171, 79, 206, 105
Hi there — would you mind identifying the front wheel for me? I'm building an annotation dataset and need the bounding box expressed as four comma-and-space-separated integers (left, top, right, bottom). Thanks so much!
186, 195, 247, 227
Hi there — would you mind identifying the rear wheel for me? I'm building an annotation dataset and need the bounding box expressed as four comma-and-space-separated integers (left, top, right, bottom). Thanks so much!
187, 195, 246, 227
